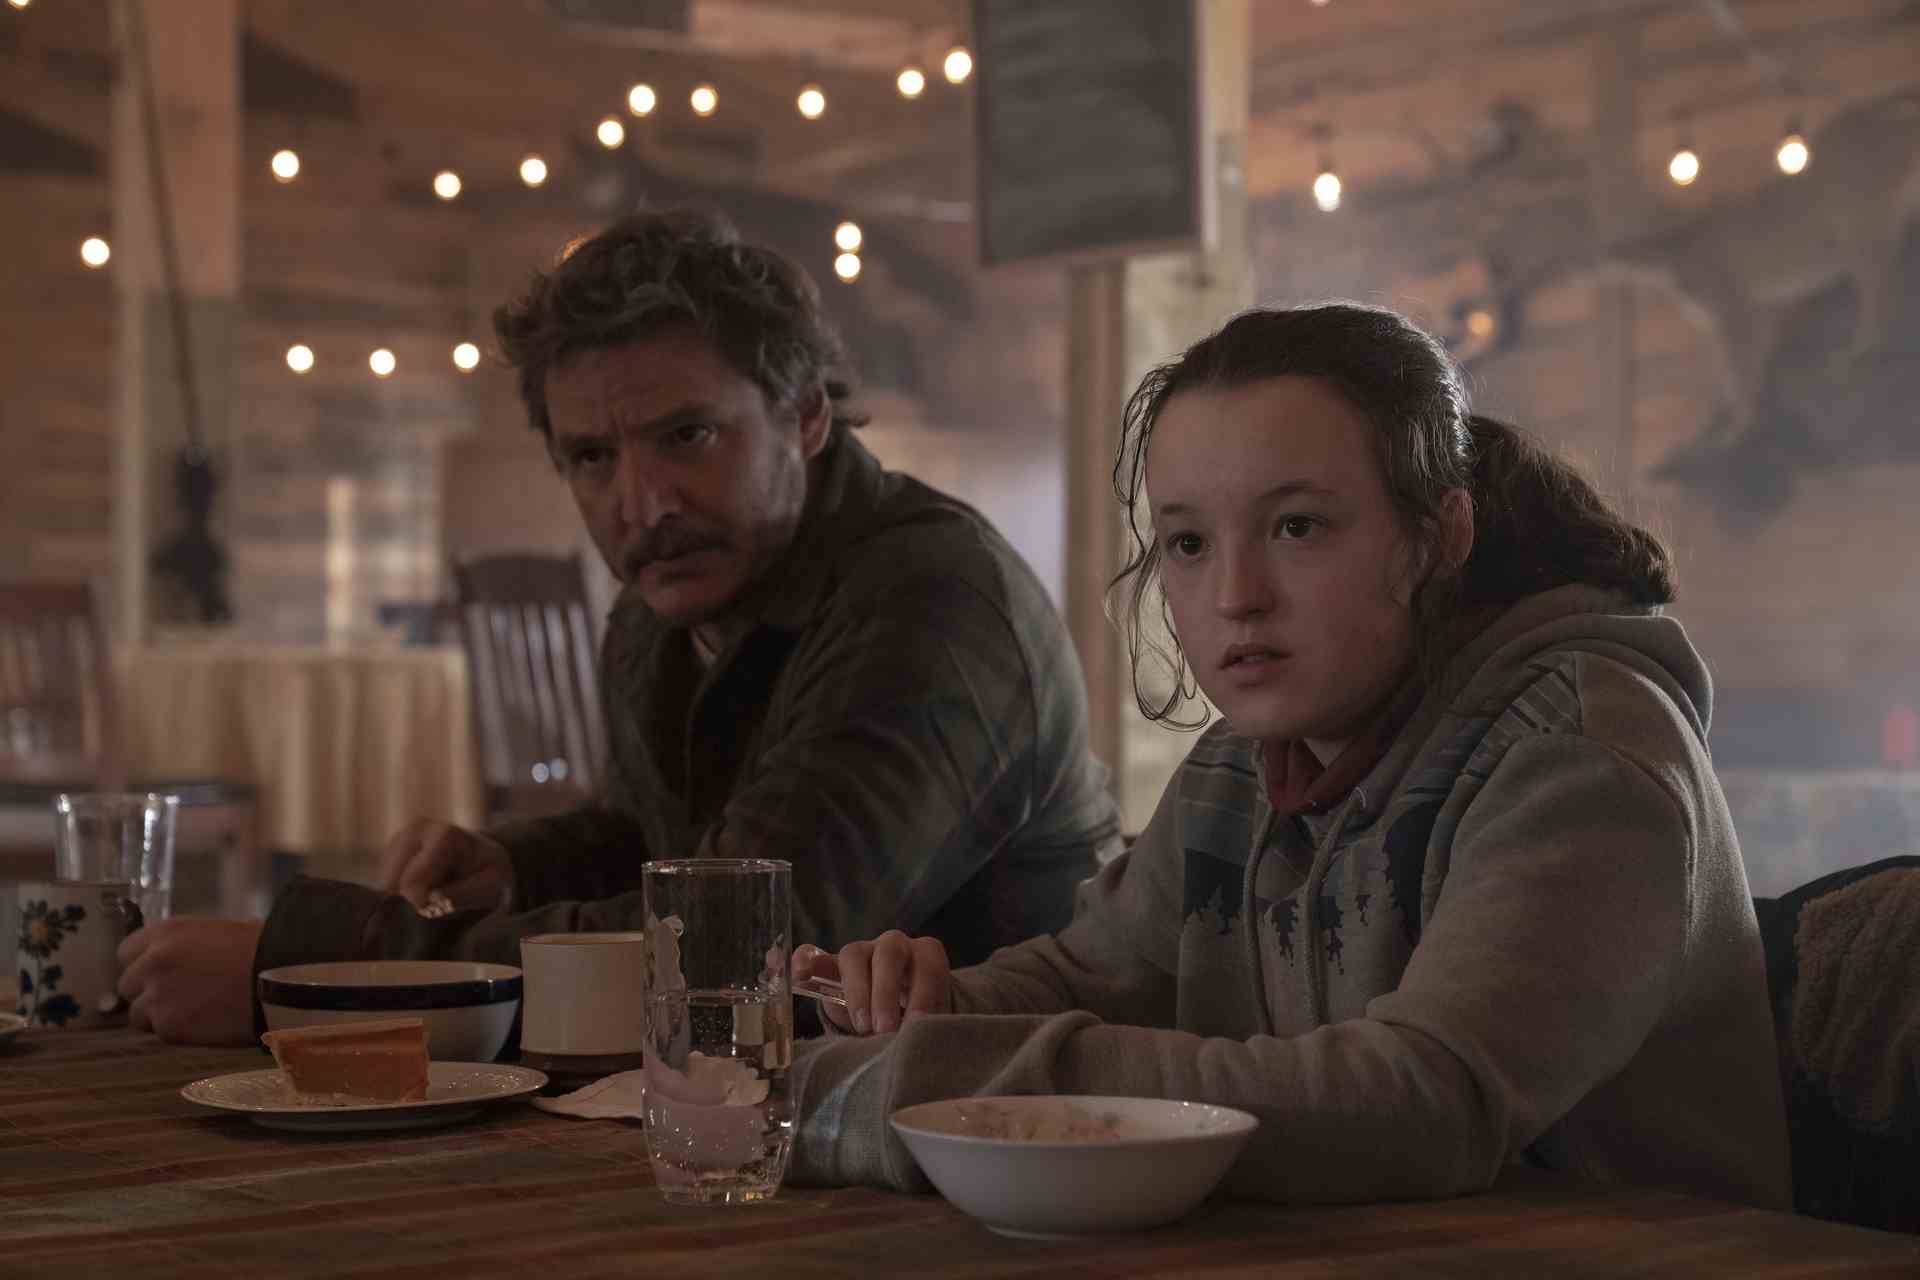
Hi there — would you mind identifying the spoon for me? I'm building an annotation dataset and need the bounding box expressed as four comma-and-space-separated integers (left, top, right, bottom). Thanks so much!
792, 974, 849, 1008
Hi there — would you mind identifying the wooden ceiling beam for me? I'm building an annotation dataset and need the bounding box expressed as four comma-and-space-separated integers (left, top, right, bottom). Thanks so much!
0, 47, 112, 155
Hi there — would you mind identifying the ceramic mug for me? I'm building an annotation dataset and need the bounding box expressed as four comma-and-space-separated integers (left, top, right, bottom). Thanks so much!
16, 878, 143, 1029
518, 931, 648, 1075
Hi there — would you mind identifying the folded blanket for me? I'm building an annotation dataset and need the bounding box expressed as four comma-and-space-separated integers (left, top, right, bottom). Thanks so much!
1789, 867, 1920, 1135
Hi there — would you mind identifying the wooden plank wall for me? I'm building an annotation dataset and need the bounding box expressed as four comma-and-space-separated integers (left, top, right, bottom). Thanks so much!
0, 171, 116, 585
230, 111, 501, 641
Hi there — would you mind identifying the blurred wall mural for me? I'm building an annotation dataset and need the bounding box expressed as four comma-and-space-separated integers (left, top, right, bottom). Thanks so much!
1629, 91, 1920, 521
1237, 23, 1920, 891
1257, 86, 1920, 518
1247, 68, 1920, 753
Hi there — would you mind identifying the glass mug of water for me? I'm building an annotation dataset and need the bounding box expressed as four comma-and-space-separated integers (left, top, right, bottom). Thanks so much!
15, 793, 176, 1028
56, 792, 178, 923
641, 858, 793, 1205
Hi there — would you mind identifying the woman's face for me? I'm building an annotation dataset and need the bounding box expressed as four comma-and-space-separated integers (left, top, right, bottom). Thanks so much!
1145, 376, 1425, 760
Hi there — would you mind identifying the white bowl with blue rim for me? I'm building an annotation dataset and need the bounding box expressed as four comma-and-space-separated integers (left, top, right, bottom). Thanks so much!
257, 961, 522, 1063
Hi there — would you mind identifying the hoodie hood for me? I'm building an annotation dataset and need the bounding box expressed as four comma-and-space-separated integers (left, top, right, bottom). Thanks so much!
1441, 584, 1709, 738
1318, 584, 1712, 836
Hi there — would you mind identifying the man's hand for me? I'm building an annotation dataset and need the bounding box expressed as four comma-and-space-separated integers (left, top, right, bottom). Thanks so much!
794, 931, 951, 1036
377, 819, 513, 913
117, 918, 263, 1046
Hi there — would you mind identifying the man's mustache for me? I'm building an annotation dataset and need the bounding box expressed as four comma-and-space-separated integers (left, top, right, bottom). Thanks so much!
622, 523, 730, 577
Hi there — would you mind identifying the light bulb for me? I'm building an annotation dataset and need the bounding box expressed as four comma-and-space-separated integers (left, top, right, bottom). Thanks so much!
80, 237, 110, 267
452, 342, 481, 372
433, 170, 462, 200
1668, 147, 1700, 186
897, 67, 926, 99
627, 83, 657, 117
691, 84, 718, 116
834, 221, 863, 252
7, 2, 31, 11
286, 344, 315, 374
597, 117, 625, 148
943, 47, 973, 84
1312, 170, 1341, 212
797, 86, 826, 119
270, 149, 300, 182
833, 252, 861, 282
520, 155, 548, 187
369, 348, 396, 378
1776, 133, 1809, 176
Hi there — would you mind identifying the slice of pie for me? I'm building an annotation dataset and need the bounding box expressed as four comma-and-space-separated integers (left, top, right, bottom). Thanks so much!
261, 1018, 431, 1103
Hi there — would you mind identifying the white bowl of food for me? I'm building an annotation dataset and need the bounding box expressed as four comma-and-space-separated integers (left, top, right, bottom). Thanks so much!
888, 1095, 1258, 1238
258, 961, 522, 1063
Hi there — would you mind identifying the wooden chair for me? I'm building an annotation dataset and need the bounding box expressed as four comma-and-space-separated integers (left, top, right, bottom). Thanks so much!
448, 553, 605, 822
451, 552, 590, 609
1754, 855, 1920, 1233
0, 581, 265, 917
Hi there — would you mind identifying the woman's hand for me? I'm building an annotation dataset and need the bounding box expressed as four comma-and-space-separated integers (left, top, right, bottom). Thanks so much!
793, 931, 952, 1035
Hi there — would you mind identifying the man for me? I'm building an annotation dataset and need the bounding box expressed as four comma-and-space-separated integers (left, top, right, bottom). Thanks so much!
119, 208, 1119, 1045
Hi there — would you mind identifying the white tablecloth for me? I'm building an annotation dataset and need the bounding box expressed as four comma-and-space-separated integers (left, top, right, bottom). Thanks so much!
118, 644, 484, 860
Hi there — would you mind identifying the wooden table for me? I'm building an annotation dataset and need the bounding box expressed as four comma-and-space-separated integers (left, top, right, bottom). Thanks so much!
5, 1029, 1917, 1279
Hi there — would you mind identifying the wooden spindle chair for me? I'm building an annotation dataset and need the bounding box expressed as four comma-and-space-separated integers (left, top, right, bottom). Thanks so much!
448, 553, 606, 822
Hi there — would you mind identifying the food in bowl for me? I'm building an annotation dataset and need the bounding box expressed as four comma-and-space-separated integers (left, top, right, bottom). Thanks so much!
261, 1017, 430, 1103
889, 1095, 1258, 1238
257, 961, 522, 1063
935, 1098, 1135, 1142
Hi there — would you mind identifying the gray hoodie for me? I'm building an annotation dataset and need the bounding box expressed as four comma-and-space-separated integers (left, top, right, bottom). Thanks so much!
786, 585, 1792, 1209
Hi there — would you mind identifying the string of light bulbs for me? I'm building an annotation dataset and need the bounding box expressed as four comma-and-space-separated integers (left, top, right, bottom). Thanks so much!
246, 73, 927, 376
1306, 108, 1818, 215
236, 46, 972, 376
25, 0, 1851, 397
1663, 118, 1812, 188
833, 220, 863, 282
277, 341, 485, 378
39, 0, 980, 338
53, 2, 1825, 352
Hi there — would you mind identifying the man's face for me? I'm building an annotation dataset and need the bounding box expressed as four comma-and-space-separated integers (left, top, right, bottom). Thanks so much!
545, 332, 830, 627
1147, 375, 1424, 760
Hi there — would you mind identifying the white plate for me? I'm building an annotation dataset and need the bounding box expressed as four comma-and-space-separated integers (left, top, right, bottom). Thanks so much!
0, 1012, 25, 1048
181, 1062, 548, 1133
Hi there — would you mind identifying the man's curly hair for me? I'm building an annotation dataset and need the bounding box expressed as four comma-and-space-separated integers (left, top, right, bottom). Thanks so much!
493, 207, 865, 439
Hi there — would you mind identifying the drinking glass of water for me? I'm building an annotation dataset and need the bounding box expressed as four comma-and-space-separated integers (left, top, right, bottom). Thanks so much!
54, 792, 178, 924
640, 858, 793, 1205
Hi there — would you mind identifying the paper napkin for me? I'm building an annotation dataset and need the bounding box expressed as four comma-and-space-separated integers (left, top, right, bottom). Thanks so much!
531, 1069, 646, 1118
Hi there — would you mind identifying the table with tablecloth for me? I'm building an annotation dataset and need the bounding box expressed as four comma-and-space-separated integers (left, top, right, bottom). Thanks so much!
117, 643, 485, 868
4, 1028, 1917, 1279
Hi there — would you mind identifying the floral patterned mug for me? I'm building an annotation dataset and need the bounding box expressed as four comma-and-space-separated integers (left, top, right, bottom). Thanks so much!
16, 879, 144, 1029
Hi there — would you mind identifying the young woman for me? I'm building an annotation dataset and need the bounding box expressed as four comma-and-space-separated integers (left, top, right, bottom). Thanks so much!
786, 303, 1790, 1208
